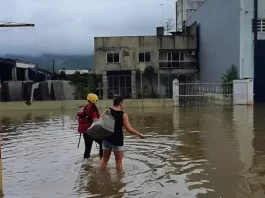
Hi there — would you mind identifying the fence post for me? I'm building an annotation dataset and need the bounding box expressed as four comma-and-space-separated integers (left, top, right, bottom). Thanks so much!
173, 79, 179, 107
140, 71, 143, 109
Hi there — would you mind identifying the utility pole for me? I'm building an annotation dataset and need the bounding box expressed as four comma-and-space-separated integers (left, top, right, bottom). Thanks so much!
0, 21, 34, 196
52, 60, 55, 72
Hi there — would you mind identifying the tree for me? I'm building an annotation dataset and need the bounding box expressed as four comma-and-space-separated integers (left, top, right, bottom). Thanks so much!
221, 64, 238, 95
50, 72, 58, 80
222, 64, 238, 83
58, 71, 67, 80
144, 66, 155, 95
68, 72, 97, 100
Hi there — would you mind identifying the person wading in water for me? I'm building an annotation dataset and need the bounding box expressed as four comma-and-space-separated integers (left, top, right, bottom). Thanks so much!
77, 93, 103, 159
99, 96, 144, 170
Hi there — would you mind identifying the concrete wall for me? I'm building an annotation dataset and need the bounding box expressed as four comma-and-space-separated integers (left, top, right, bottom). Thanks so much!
94, 35, 197, 74
233, 78, 254, 105
186, 0, 241, 82
0, 80, 75, 102
0, 99, 174, 111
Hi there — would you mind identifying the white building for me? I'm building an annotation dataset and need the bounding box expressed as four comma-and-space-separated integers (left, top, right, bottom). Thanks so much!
185, 0, 265, 102
58, 69, 93, 75
176, 0, 205, 31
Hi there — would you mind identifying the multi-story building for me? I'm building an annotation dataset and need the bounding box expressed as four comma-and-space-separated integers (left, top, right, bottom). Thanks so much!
185, 0, 265, 102
94, 24, 198, 99
176, 0, 205, 31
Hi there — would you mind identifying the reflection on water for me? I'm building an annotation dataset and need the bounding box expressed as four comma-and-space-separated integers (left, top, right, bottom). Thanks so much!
0, 105, 265, 197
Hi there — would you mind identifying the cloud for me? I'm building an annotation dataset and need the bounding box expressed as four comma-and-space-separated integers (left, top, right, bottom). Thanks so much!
0, 0, 176, 55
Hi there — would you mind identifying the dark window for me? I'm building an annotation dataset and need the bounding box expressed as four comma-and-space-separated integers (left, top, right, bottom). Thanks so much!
107, 53, 113, 63
172, 52, 179, 60
120, 76, 125, 86
252, 19, 265, 32
108, 76, 113, 87
139, 52, 151, 62
113, 76, 119, 86
145, 52, 151, 62
180, 52, 184, 61
106, 53, 120, 63
167, 52, 184, 61
113, 53, 119, 63
139, 53, 145, 62
167, 53, 172, 61
126, 76, 131, 87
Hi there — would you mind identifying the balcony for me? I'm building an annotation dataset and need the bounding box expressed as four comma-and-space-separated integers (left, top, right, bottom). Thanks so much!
159, 60, 197, 69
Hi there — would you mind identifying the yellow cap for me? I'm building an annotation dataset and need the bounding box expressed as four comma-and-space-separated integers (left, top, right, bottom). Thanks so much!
87, 93, 98, 103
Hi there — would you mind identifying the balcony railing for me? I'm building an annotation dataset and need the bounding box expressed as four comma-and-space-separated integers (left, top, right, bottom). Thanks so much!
159, 60, 197, 69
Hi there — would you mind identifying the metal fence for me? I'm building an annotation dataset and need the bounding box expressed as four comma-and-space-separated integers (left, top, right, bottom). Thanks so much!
134, 72, 196, 99
173, 82, 246, 107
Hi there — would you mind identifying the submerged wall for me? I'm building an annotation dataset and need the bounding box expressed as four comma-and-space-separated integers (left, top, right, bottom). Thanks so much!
0, 99, 174, 111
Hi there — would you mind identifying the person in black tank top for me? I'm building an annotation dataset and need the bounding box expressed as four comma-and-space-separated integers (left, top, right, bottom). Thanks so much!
104, 108, 124, 146
100, 96, 145, 171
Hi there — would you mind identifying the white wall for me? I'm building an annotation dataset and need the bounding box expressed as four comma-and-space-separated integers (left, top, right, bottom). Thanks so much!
239, 0, 265, 79
16, 62, 36, 69
233, 78, 254, 105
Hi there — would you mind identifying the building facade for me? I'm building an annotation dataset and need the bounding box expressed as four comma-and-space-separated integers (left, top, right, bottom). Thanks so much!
0, 58, 36, 83
185, 0, 265, 101
94, 24, 198, 99
176, 0, 205, 31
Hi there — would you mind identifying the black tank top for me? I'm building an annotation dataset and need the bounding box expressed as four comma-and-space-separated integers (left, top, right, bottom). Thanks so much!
105, 108, 124, 146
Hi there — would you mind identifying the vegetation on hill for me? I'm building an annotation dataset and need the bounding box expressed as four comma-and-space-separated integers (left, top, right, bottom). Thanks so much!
3, 54, 94, 71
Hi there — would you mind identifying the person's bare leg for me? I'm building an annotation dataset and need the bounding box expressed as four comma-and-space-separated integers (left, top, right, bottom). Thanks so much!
113, 150, 124, 171
100, 150, 111, 171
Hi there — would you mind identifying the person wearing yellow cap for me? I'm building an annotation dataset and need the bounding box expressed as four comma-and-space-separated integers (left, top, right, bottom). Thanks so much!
77, 93, 103, 159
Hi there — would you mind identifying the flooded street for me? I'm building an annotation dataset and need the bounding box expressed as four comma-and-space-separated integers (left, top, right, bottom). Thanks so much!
0, 106, 264, 198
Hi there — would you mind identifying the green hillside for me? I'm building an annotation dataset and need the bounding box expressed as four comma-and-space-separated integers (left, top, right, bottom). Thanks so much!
4, 54, 94, 72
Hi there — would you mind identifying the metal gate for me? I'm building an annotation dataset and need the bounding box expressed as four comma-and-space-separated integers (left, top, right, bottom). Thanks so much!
173, 82, 248, 106
107, 75, 132, 99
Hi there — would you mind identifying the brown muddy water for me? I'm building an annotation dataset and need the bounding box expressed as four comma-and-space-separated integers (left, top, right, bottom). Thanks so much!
0, 105, 264, 198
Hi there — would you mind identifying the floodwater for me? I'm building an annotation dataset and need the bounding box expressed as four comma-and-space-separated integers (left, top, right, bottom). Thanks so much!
0, 105, 265, 198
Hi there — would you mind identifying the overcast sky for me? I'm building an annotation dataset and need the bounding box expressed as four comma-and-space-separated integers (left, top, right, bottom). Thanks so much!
0, 0, 176, 55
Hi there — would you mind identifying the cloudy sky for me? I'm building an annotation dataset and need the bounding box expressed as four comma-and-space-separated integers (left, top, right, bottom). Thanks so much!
0, 0, 176, 55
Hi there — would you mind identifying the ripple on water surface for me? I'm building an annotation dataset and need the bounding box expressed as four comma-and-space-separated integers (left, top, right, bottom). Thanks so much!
0, 106, 261, 198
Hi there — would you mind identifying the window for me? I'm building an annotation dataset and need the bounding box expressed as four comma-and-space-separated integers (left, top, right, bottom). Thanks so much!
258, 19, 265, 32
252, 19, 265, 32
106, 53, 120, 63
167, 52, 184, 61
138, 52, 151, 62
